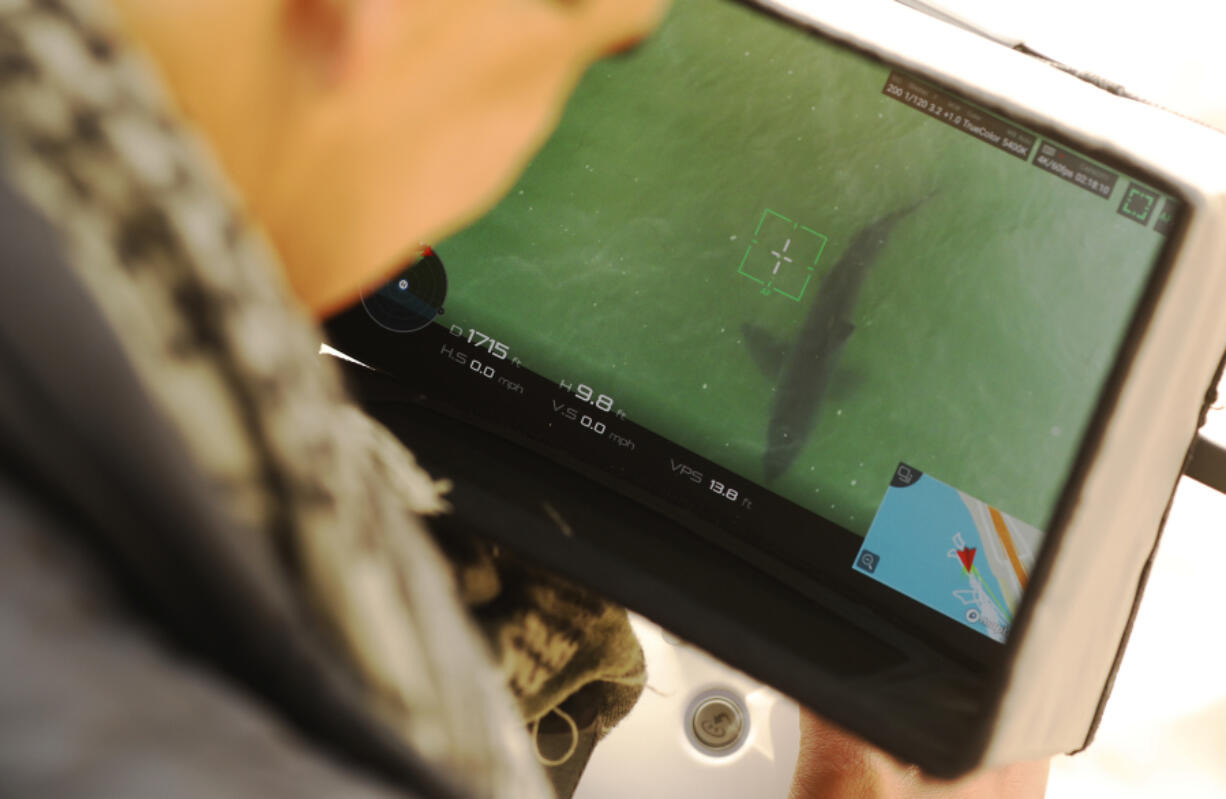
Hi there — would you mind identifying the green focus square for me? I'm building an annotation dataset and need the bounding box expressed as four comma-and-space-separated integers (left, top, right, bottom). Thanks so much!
737, 209, 828, 302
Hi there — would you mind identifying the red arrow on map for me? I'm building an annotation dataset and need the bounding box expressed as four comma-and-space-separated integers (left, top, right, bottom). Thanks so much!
956, 547, 977, 573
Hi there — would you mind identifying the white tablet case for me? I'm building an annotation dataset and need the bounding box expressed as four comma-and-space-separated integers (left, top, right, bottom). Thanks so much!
761, 0, 1226, 769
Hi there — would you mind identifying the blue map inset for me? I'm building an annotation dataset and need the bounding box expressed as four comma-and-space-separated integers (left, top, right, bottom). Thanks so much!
854, 464, 1044, 642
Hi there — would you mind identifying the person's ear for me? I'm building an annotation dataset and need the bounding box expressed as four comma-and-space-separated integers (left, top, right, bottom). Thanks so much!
284, 0, 359, 84
571, 0, 668, 61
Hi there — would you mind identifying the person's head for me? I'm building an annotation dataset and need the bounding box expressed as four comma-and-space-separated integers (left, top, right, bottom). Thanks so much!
112, 0, 668, 315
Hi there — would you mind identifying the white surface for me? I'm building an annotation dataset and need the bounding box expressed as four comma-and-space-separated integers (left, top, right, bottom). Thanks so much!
902, 1, 1226, 132
574, 615, 800, 799
1049, 475, 1226, 798
1049, 377, 1226, 797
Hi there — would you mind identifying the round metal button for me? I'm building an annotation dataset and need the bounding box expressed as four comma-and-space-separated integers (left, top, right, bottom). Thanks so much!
688, 694, 747, 754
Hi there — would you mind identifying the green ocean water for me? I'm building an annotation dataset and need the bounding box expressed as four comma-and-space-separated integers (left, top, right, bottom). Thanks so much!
438, 0, 1171, 536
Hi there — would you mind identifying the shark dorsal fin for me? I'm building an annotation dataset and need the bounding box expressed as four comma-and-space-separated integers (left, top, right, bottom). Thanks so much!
742, 322, 789, 380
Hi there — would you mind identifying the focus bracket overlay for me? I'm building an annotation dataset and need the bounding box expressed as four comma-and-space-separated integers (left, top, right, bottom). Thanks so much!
737, 209, 828, 301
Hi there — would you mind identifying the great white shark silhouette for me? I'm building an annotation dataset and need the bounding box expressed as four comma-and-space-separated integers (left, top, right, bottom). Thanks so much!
744, 194, 935, 482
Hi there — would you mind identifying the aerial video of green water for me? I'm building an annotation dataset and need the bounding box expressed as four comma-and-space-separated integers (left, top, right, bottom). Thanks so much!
439, 0, 1173, 535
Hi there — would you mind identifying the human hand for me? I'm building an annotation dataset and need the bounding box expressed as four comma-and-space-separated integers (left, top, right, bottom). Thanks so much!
788, 709, 1050, 799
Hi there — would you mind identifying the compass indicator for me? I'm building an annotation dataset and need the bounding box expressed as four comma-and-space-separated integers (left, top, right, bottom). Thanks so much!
360, 245, 448, 333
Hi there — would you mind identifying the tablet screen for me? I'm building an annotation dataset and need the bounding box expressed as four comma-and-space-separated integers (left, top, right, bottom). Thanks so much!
347, 0, 1183, 647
